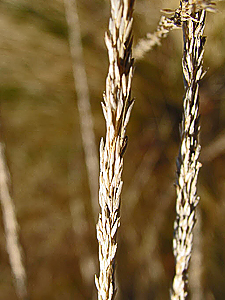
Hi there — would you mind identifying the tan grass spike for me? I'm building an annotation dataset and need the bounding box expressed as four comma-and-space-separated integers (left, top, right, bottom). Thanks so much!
95, 0, 135, 299
171, 2, 206, 299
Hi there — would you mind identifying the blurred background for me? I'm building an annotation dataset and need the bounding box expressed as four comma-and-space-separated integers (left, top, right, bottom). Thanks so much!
0, 0, 225, 299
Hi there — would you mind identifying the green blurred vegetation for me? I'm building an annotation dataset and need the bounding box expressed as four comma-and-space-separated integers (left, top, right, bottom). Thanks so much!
0, 0, 225, 299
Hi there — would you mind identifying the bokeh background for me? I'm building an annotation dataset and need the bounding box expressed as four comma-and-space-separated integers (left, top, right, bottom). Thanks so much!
0, 0, 225, 299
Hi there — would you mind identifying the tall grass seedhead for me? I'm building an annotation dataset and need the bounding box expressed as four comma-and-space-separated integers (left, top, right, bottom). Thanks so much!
95, 0, 135, 299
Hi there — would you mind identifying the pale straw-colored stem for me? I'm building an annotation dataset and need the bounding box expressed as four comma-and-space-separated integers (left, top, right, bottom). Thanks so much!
95, 0, 135, 299
63, 0, 98, 292
170, 3, 206, 299
64, 0, 99, 219
0, 142, 27, 299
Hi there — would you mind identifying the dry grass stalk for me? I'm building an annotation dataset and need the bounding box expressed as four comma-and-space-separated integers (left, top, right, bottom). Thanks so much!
134, 0, 216, 60
63, 0, 99, 293
95, 0, 135, 299
170, 3, 206, 300
64, 0, 99, 218
0, 142, 27, 299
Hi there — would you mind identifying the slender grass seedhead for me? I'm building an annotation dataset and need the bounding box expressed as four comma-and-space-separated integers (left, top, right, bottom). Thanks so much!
170, 3, 206, 300
95, 1, 135, 299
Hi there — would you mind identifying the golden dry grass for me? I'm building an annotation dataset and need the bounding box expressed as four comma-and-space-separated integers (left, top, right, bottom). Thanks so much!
0, 0, 225, 299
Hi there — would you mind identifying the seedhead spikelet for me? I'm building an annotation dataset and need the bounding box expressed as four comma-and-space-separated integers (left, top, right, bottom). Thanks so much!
170, 4, 206, 300
96, 1, 135, 299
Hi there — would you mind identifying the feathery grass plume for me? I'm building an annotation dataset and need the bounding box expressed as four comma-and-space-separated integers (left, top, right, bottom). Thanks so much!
0, 142, 28, 299
95, 0, 135, 299
170, 2, 207, 299
64, 0, 99, 219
